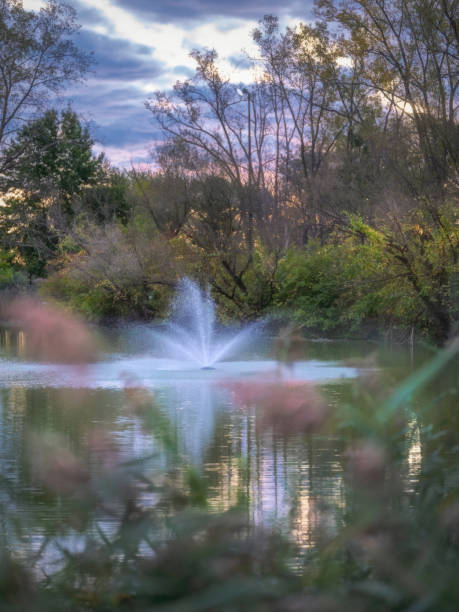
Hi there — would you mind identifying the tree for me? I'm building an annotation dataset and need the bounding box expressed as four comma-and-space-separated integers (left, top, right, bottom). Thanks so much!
72, 168, 131, 225
3, 108, 104, 210
50, 221, 178, 318
146, 49, 274, 259
316, 0, 459, 192
0, 108, 104, 280
0, 187, 57, 279
0, 0, 92, 174
131, 166, 192, 239
310, 0, 459, 342
147, 49, 271, 190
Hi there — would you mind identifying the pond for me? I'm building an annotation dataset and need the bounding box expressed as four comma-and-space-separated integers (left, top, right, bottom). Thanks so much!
0, 322, 433, 559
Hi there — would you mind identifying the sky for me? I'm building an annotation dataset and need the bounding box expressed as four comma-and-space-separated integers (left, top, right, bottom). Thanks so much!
23, 0, 314, 167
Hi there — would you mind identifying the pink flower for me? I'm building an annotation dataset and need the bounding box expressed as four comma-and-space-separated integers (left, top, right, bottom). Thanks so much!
29, 433, 89, 496
223, 378, 328, 434
2, 298, 97, 364
346, 441, 387, 484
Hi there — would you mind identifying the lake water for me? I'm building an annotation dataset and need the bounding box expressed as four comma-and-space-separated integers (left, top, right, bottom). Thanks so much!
0, 324, 449, 558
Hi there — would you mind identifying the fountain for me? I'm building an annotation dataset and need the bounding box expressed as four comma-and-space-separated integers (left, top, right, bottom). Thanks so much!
152, 278, 258, 369
0, 278, 360, 479
0, 277, 359, 389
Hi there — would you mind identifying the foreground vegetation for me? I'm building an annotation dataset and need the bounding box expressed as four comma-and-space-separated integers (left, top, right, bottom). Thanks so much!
0, 302, 458, 611
0, 0, 458, 344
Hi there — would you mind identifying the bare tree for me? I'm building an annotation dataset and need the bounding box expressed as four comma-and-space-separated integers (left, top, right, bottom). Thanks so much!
317, 0, 459, 191
146, 49, 271, 188
253, 16, 361, 242
0, 0, 92, 174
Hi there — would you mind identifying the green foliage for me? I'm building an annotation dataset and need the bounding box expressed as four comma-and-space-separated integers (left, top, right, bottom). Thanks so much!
274, 229, 394, 335
2, 108, 104, 214
40, 215, 183, 319
42, 272, 120, 319
0, 250, 15, 286
241, 246, 279, 313
42, 264, 169, 320
77, 169, 131, 224
0, 189, 58, 279
0, 0, 92, 172
274, 207, 458, 342
274, 243, 346, 331
0, 109, 104, 281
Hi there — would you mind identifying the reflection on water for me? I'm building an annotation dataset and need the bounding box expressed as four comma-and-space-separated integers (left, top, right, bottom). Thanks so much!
0, 325, 433, 552
406, 419, 422, 493
0, 328, 27, 359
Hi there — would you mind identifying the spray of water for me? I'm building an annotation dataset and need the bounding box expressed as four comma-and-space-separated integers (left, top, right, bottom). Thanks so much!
153, 278, 258, 368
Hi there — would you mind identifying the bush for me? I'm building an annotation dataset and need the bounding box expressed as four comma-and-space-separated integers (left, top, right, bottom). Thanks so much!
273, 211, 458, 343
41, 222, 179, 320
42, 264, 169, 320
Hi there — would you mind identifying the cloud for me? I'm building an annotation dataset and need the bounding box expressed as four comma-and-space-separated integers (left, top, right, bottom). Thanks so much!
71, 0, 111, 28
93, 141, 155, 167
228, 53, 254, 70
22, 0, 111, 27
22, 0, 314, 167
56, 28, 166, 166
172, 65, 195, 77
111, 0, 311, 22
76, 30, 162, 81
64, 82, 156, 142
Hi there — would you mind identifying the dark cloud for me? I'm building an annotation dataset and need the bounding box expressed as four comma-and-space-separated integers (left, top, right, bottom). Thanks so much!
172, 65, 195, 77
228, 53, 253, 70
76, 31, 163, 81
72, 0, 111, 28
61, 0, 315, 166
111, 0, 312, 22
64, 82, 159, 153
94, 119, 157, 149
59, 23, 167, 165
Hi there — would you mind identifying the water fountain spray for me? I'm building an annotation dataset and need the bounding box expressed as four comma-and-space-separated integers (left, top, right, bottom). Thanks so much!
153, 278, 257, 368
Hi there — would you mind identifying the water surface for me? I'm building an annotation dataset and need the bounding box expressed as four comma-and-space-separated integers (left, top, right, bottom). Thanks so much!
0, 325, 433, 553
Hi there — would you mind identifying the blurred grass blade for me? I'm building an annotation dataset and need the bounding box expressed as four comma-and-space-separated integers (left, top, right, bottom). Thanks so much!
378, 337, 458, 422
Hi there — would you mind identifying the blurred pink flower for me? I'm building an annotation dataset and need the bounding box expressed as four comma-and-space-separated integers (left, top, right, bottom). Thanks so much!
346, 441, 387, 485
122, 374, 153, 414
2, 297, 97, 364
223, 378, 328, 434
86, 430, 120, 469
29, 432, 89, 496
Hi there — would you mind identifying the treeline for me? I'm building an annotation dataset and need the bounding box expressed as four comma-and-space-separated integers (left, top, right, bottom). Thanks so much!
0, 0, 458, 344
